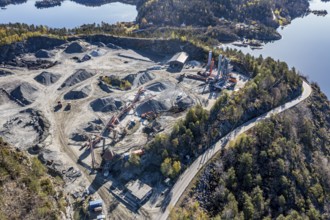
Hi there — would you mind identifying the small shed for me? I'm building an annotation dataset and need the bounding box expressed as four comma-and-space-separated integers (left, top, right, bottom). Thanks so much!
125, 180, 153, 205
168, 52, 189, 69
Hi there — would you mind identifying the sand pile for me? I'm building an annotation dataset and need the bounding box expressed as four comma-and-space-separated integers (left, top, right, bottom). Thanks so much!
0, 69, 14, 77
59, 69, 94, 90
34, 71, 61, 86
64, 42, 87, 54
136, 99, 171, 115
64, 85, 91, 100
35, 49, 54, 58
10, 82, 39, 106
124, 71, 155, 87
90, 97, 124, 112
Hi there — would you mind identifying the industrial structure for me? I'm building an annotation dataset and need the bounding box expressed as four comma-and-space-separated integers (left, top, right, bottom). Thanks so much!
168, 52, 189, 69
182, 51, 235, 91
125, 180, 153, 205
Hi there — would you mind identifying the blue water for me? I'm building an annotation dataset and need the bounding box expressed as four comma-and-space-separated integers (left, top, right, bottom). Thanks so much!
228, 0, 330, 98
0, 0, 137, 28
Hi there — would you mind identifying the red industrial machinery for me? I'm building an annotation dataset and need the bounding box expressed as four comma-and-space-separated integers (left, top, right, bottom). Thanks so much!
87, 87, 157, 170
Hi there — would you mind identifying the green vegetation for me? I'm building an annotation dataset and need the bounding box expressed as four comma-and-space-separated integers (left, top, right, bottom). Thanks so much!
172, 83, 330, 219
0, 23, 67, 46
101, 75, 132, 90
0, 138, 65, 219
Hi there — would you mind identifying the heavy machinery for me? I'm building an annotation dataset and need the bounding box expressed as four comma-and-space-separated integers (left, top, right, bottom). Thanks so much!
141, 111, 158, 121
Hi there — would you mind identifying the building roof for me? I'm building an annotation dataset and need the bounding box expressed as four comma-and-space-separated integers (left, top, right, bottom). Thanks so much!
168, 52, 189, 64
126, 180, 152, 200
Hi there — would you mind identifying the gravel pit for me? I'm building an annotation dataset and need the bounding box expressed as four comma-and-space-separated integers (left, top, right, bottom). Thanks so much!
0, 108, 50, 150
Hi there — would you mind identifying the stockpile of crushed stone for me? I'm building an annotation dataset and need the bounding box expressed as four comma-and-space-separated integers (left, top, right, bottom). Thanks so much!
145, 82, 169, 92
64, 85, 91, 100
90, 48, 107, 57
90, 97, 124, 112
0, 69, 14, 77
124, 71, 155, 87
107, 43, 121, 49
64, 42, 87, 54
176, 96, 194, 110
10, 82, 39, 106
136, 99, 171, 115
59, 69, 94, 90
35, 49, 54, 58
34, 71, 61, 86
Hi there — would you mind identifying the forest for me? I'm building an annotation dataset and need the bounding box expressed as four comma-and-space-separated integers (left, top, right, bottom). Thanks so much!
0, 138, 66, 219
171, 83, 330, 219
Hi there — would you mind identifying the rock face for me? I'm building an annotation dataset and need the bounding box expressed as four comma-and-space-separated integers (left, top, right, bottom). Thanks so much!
0, 36, 66, 62
35, 49, 54, 58
59, 69, 94, 90
34, 71, 61, 86
64, 85, 91, 100
10, 82, 39, 106
64, 42, 86, 54
90, 97, 124, 112
0, 69, 14, 77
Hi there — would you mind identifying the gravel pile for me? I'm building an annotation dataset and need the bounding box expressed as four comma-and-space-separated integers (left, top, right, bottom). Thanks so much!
107, 43, 122, 50
90, 97, 124, 112
136, 99, 171, 115
145, 82, 168, 92
176, 96, 194, 110
124, 71, 155, 87
64, 85, 91, 100
35, 49, 54, 58
59, 69, 94, 90
0, 69, 14, 77
34, 71, 61, 86
10, 82, 39, 106
64, 42, 86, 54
90, 49, 107, 57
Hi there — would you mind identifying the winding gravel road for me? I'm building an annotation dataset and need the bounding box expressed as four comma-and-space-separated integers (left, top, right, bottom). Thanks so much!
158, 81, 312, 220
